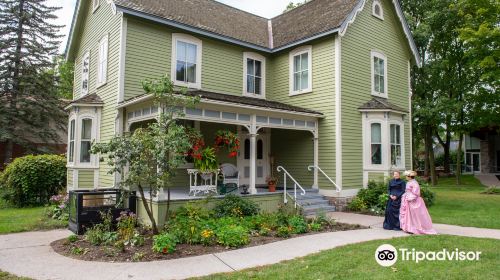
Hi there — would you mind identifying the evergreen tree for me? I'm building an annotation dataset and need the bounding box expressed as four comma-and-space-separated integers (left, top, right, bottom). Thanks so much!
0, 0, 66, 164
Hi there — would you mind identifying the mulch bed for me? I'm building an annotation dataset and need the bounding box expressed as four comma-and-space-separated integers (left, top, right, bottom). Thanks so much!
51, 222, 366, 263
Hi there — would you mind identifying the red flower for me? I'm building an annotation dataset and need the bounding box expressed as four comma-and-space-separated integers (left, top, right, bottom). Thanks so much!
229, 151, 237, 158
162, 247, 168, 253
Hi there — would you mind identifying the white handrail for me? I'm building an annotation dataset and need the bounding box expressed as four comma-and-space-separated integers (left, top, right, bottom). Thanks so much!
308, 165, 341, 192
277, 166, 306, 208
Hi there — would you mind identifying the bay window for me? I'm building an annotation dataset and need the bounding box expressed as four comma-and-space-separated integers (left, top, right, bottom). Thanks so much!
371, 123, 382, 165
80, 119, 92, 163
68, 120, 75, 162
390, 124, 402, 166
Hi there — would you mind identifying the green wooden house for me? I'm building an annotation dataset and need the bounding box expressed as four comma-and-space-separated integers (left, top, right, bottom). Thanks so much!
64, 0, 420, 220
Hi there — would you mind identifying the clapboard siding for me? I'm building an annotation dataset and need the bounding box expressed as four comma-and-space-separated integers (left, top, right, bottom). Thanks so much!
78, 170, 94, 189
267, 37, 337, 189
341, 0, 412, 188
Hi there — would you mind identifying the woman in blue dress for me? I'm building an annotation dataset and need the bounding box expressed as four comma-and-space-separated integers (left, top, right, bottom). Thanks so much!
383, 171, 406, 230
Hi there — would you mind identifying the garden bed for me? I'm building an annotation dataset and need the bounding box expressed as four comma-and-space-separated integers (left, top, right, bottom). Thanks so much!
51, 222, 364, 262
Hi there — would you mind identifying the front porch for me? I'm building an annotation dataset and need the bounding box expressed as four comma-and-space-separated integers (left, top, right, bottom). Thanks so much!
118, 90, 325, 197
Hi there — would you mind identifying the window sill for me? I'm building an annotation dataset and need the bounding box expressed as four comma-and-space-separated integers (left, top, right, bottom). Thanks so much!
289, 89, 312, 97
96, 81, 107, 89
371, 92, 388, 99
66, 164, 99, 169
242, 92, 266, 99
173, 80, 201, 90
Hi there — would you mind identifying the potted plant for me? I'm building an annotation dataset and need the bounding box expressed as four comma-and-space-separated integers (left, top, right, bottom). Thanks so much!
214, 130, 240, 158
266, 175, 278, 192
194, 147, 219, 180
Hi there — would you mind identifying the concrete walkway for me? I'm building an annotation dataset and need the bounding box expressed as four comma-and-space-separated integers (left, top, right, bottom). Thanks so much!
475, 174, 500, 187
1, 213, 499, 280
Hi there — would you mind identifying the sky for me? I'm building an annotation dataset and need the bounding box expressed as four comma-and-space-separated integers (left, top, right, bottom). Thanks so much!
47, 0, 302, 54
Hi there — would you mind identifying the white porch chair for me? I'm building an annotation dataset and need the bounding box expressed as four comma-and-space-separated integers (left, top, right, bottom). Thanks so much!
220, 163, 240, 190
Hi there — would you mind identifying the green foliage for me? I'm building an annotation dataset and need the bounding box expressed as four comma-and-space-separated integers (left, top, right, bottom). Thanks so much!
54, 57, 74, 99
215, 223, 249, 247
116, 211, 137, 243
347, 196, 368, 211
349, 180, 387, 212
213, 194, 260, 218
152, 233, 178, 254
193, 147, 218, 171
420, 182, 436, 206
70, 246, 87, 255
308, 222, 322, 232
287, 215, 308, 234
0, 155, 66, 207
67, 234, 78, 243
47, 194, 69, 221
91, 75, 200, 234
276, 225, 292, 238
167, 204, 212, 244
283, 0, 310, 13
84, 211, 116, 246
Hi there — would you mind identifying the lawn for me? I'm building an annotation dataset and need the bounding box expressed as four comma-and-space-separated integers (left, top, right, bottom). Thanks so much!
0, 199, 67, 234
200, 235, 500, 280
427, 175, 500, 229
0, 270, 31, 280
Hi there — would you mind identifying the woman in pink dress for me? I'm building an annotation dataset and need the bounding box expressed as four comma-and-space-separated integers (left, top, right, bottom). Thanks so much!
399, 171, 437, 235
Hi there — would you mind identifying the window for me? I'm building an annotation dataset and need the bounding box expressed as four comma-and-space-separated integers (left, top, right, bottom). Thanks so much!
257, 139, 263, 160
80, 119, 92, 163
372, 1, 384, 20
243, 52, 266, 98
244, 139, 250, 159
92, 0, 100, 12
97, 35, 108, 87
390, 124, 402, 166
171, 34, 202, 89
371, 51, 387, 97
371, 123, 382, 165
68, 120, 75, 163
289, 46, 312, 95
81, 51, 90, 96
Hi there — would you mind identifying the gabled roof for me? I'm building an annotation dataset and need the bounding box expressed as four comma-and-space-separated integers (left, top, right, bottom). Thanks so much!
118, 90, 323, 116
358, 97, 408, 113
65, 93, 104, 110
66, 0, 420, 65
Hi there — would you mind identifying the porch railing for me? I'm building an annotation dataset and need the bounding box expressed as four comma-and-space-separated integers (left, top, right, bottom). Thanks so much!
277, 166, 306, 208
308, 165, 341, 192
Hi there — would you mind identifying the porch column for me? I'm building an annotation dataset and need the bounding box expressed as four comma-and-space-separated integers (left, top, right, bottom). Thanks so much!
249, 132, 257, 194
312, 135, 319, 189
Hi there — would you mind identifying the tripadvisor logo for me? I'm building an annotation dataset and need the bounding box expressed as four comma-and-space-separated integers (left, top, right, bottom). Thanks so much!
375, 244, 482, 267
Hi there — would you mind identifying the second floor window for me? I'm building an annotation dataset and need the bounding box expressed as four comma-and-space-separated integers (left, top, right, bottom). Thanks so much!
81, 52, 90, 96
289, 46, 312, 95
80, 119, 92, 163
243, 52, 266, 98
372, 51, 387, 97
172, 34, 202, 89
97, 35, 108, 87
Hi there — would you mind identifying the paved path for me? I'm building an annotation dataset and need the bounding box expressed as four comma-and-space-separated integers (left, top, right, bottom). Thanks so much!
475, 174, 500, 187
1, 213, 499, 280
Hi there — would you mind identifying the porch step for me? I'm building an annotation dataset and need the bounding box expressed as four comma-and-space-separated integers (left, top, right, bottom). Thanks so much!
291, 189, 336, 216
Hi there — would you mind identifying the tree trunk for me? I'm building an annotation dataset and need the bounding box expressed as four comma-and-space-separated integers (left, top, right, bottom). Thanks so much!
137, 184, 158, 234
425, 126, 437, 185
424, 127, 430, 177
456, 134, 463, 185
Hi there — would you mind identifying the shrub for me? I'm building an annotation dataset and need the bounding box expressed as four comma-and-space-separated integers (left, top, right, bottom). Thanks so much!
152, 233, 178, 254
116, 211, 137, 242
308, 222, 322, 232
357, 180, 387, 207
287, 215, 308, 234
215, 224, 249, 247
47, 194, 69, 221
276, 225, 292, 238
167, 204, 211, 244
420, 182, 436, 207
68, 234, 78, 243
0, 154, 66, 206
347, 196, 368, 211
214, 194, 260, 218
84, 211, 115, 245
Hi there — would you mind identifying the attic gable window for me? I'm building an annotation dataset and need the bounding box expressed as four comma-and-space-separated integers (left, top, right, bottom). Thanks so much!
81, 51, 90, 96
243, 52, 266, 98
171, 33, 202, 89
93, 0, 100, 13
372, 0, 384, 20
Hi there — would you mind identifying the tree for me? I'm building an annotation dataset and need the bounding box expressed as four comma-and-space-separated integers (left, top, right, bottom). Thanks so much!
53, 56, 74, 100
0, 0, 65, 164
91, 75, 199, 234
283, 0, 310, 13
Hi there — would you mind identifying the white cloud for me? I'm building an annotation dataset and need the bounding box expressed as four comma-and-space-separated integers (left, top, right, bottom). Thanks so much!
47, 0, 301, 54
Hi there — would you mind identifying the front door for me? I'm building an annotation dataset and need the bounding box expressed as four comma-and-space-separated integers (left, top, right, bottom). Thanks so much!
237, 128, 270, 186
466, 152, 481, 173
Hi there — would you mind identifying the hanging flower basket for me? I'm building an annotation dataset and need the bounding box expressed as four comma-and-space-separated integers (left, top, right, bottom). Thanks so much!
214, 130, 240, 158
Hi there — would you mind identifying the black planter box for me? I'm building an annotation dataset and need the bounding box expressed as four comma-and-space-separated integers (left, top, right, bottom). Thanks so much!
68, 189, 137, 235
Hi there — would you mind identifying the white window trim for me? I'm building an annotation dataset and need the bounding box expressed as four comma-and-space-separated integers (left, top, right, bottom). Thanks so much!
242, 52, 266, 99
171, 33, 202, 90
372, 0, 384, 20
92, 0, 100, 13
67, 109, 101, 169
371, 50, 388, 98
97, 34, 109, 88
81, 51, 90, 96
388, 120, 405, 170
289, 45, 313, 96
362, 115, 388, 171
67, 118, 76, 165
